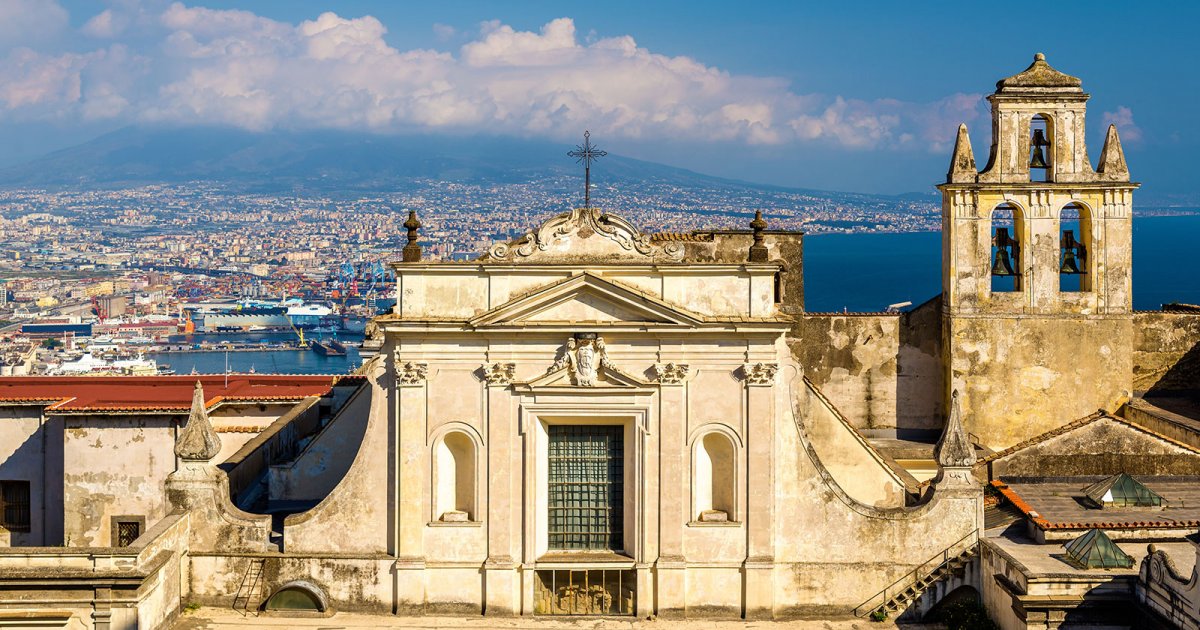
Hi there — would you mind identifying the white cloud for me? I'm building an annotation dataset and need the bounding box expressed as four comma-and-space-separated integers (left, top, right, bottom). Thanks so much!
82, 9, 127, 38
0, 2, 983, 151
0, 0, 69, 49
1102, 106, 1143, 143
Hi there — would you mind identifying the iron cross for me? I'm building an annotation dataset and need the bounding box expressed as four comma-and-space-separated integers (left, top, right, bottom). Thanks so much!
567, 130, 607, 208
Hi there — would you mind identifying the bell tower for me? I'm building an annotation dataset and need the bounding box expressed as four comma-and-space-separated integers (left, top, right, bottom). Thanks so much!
938, 53, 1138, 449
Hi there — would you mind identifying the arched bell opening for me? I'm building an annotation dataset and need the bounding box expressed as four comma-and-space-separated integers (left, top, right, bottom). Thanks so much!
1029, 114, 1053, 183
990, 203, 1023, 293
1059, 203, 1092, 293
261, 580, 332, 617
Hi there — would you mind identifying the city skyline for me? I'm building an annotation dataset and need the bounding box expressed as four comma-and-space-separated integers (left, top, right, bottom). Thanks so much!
1, 1, 1194, 197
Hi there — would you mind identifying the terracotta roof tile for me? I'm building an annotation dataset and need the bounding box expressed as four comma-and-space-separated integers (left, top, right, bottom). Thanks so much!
0, 375, 346, 413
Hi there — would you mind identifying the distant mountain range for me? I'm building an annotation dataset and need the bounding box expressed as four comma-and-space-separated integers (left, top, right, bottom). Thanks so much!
0, 126, 928, 203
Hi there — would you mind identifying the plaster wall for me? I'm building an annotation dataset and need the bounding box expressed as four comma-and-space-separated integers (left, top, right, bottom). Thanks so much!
61, 415, 178, 547
980, 543, 1030, 630
1133, 311, 1200, 393
947, 315, 1133, 450
396, 266, 778, 320
772, 369, 980, 616
790, 299, 942, 433
270, 385, 370, 502
0, 406, 46, 546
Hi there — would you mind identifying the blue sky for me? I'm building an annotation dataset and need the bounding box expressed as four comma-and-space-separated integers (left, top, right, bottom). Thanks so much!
2, 1, 1196, 198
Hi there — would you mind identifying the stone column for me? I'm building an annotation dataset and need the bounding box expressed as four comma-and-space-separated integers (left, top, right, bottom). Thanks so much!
394, 359, 428, 613
653, 363, 688, 617
483, 362, 517, 615
742, 362, 777, 619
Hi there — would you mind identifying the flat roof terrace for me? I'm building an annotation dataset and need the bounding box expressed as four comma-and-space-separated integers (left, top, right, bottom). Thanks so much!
994, 477, 1200, 540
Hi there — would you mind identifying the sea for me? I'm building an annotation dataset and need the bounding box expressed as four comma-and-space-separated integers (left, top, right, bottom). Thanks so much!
157, 215, 1200, 374
803, 214, 1200, 313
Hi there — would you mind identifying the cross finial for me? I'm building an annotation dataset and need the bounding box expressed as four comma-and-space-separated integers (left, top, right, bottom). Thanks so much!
567, 130, 607, 208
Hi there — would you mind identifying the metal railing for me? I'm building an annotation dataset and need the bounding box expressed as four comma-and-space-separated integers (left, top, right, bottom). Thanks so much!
853, 528, 979, 617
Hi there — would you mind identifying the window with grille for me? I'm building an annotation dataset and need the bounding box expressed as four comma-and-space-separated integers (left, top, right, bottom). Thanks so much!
0, 481, 30, 532
547, 425, 623, 551
116, 521, 141, 547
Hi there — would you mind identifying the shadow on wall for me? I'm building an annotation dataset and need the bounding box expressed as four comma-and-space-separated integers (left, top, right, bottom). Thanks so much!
1144, 339, 1200, 417
897, 294, 944, 440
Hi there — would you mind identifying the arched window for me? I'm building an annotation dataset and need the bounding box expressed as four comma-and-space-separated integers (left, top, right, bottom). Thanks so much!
990, 204, 1023, 293
1059, 203, 1091, 292
1029, 114, 1052, 182
434, 431, 476, 522
693, 431, 736, 522
263, 581, 329, 614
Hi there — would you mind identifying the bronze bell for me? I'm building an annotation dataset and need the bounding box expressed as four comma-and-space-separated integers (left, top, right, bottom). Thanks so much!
992, 227, 1017, 276
992, 249, 1016, 277
1029, 128, 1050, 169
1060, 230, 1086, 274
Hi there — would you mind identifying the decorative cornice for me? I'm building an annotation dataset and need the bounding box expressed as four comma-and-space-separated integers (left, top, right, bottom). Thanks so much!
483, 362, 516, 387
741, 362, 778, 387
653, 363, 690, 385
485, 207, 684, 261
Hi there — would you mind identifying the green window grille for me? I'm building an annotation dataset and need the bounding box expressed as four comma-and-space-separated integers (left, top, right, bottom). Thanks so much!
547, 425, 623, 550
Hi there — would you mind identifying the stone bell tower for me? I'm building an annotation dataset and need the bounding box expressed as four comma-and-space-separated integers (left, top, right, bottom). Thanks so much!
938, 53, 1138, 449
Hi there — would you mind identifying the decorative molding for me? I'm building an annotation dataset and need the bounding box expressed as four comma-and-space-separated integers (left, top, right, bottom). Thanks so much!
741, 362, 778, 387
653, 363, 690, 385
396, 361, 428, 387
483, 362, 516, 387
487, 207, 684, 260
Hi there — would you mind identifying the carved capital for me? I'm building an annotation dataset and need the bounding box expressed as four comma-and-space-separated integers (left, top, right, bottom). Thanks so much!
483, 362, 516, 387
653, 363, 690, 385
396, 361, 428, 387
741, 362, 778, 387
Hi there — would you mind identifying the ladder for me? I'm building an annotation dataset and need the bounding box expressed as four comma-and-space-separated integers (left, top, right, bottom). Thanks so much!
232, 558, 265, 616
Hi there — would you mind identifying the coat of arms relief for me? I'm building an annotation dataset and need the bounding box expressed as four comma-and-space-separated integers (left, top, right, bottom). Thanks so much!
548, 334, 612, 386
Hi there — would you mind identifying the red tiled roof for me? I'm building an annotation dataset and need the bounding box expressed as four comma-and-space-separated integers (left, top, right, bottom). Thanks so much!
0, 375, 346, 412
991, 480, 1200, 532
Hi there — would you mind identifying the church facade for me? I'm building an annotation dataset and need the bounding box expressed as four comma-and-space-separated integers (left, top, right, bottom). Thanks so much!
1, 54, 1200, 629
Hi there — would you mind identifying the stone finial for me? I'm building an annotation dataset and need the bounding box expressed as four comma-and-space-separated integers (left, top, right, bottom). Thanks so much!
947, 124, 977, 183
748, 210, 768, 263
935, 391, 975, 468
1096, 124, 1130, 181
175, 381, 221, 462
401, 210, 422, 263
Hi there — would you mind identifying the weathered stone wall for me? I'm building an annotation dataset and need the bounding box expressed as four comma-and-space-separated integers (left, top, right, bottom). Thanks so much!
679, 231, 804, 314
947, 316, 1133, 449
61, 415, 178, 547
1133, 311, 1200, 393
789, 297, 942, 433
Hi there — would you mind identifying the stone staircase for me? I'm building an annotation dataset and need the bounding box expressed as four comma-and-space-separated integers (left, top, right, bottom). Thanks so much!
854, 530, 979, 619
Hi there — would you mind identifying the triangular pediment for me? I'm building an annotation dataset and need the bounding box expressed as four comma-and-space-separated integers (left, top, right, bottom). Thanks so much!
470, 273, 704, 328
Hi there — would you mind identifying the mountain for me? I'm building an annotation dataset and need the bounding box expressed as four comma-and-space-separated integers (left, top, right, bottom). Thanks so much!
0, 126, 906, 202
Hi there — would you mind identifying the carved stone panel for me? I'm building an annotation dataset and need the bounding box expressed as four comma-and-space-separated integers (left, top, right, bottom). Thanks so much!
653, 363, 690, 385
396, 361, 428, 387
484, 362, 516, 387
741, 363, 778, 387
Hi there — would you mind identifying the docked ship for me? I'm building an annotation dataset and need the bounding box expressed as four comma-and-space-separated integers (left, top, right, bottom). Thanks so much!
309, 339, 346, 357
